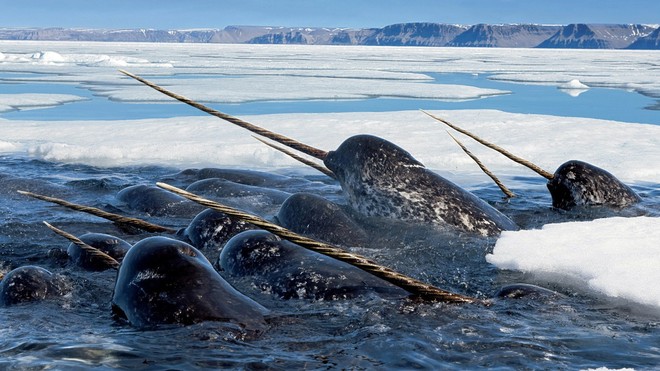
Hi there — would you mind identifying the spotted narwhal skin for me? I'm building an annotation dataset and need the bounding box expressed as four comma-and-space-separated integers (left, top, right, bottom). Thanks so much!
67, 233, 131, 271
322, 135, 518, 236
547, 160, 641, 210
116, 184, 204, 217
219, 230, 407, 300
275, 192, 369, 247
179, 209, 258, 256
0, 266, 67, 306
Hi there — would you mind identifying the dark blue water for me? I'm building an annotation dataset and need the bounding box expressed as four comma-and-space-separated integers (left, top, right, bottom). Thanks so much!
1, 72, 658, 125
0, 156, 658, 369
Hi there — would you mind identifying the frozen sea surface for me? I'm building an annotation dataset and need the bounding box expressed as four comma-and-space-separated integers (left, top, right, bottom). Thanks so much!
0, 42, 659, 369
0, 41, 659, 124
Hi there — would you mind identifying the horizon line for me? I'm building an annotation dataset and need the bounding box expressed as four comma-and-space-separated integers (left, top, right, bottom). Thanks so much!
2, 22, 660, 32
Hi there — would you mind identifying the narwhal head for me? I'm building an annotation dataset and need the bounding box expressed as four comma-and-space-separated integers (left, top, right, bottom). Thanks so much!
324, 134, 424, 185
547, 160, 641, 209
423, 112, 640, 211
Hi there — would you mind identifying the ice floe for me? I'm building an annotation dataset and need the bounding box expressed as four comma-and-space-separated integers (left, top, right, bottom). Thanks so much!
0, 109, 658, 184
1, 41, 659, 102
488, 217, 660, 309
0, 93, 88, 112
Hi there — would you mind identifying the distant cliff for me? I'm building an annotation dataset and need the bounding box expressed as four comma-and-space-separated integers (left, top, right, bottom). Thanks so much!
446, 24, 559, 47
537, 23, 655, 49
1, 23, 658, 49
627, 27, 660, 49
359, 23, 467, 46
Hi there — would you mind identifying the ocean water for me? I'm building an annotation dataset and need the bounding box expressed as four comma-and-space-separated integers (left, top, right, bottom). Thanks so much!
0, 42, 659, 369
0, 157, 657, 370
1, 71, 658, 125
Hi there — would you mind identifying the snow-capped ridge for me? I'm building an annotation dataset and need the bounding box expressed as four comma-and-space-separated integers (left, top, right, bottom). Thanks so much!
0, 23, 658, 49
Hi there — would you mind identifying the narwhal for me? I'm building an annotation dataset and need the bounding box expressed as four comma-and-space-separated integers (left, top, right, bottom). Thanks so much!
422, 111, 641, 210
119, 70, 518, 237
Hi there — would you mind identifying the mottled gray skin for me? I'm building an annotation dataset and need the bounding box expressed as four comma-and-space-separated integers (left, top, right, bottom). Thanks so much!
323, 135, 518, 236
111, 236, 269, 329
187, 178, 291, 203
548, 160, 641, 210
116, 184, 204, 217
67, 233, 132, 271
495, 283, 563, 299
186, 178, 291, 215
0, 266, 67, 306
164, 168, 309, 188
219, 230, 407, 301
275, 192, 368, 247
194, 168, 309, 187
179, 209, 258, 257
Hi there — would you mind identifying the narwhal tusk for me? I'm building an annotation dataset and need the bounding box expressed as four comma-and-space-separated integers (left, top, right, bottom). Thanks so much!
252, 136, 336, 179
43, 221, 120, 270
421, 110, 555, 180
446, 131, 516, 198
119, 69, 328, 160
18, 190, 175, 234
156, 181, 483, 305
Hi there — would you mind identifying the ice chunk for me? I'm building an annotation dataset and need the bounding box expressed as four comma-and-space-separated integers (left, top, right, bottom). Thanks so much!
560, 79, 589, 89
558, 79, 590, 96
0, 93, 87, 112
31, 51, 67, 63
487, 217, 660, 309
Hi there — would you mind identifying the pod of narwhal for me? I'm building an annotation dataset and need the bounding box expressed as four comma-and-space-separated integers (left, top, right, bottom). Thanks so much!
13, 170, 568, 329
33, 219, 272, 329
156, 182, 480, 304
3, 71, 604, 327
20, 184, 481, 302
0, 222, 121, 308
14, 184, 478, 330
421, 111, 641, 210
119, 70, 518, 237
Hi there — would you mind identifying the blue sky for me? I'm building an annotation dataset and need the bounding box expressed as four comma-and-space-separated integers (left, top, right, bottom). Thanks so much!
2, 0, 659, 29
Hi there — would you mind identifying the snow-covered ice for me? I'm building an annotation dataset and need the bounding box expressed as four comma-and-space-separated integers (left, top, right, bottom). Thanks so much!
488, 217, 660, 309
1, 41, 659, 103
0, 93, 87, 112
1, 109, 657, 183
